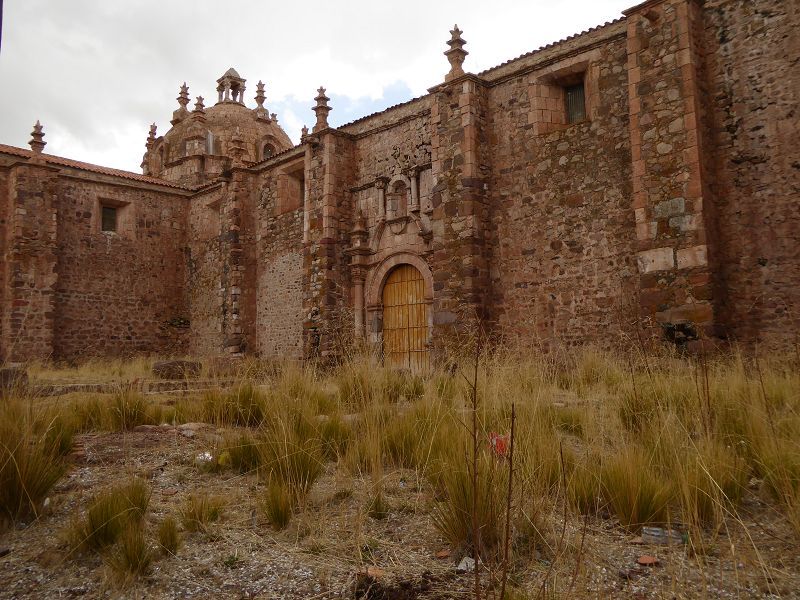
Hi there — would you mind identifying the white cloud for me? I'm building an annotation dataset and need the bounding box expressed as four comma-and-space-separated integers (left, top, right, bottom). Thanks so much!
0, 0, 632, 171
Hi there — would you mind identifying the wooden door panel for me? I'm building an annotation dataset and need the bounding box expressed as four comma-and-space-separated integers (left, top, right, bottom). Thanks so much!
382, 264, 429, 370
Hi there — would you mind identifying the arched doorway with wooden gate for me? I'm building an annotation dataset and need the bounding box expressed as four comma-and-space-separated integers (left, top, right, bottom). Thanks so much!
381, 264, 430, 371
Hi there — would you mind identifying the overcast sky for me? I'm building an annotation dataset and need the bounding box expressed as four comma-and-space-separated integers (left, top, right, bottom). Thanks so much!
0, 0, 632, 172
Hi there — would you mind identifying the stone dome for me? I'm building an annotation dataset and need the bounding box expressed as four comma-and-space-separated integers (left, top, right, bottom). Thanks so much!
142, 70, 294, 186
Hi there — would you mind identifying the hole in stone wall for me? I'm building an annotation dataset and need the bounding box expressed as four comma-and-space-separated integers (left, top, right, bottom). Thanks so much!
662, 321, 698, 349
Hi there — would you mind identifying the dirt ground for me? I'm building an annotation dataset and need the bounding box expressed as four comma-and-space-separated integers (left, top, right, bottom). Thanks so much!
1, 392, 799, 599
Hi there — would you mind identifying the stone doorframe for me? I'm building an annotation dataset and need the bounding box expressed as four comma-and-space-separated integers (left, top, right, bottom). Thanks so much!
363, 252, 434, 352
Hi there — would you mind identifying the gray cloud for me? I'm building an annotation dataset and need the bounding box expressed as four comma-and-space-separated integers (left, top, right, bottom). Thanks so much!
0, 0, 632, 171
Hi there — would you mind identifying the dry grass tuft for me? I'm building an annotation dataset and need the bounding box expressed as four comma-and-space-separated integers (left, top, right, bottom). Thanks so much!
601, 445, 673, 531
262, 481, 293, 530
180, 494, 224, 533
0, 401, 70, 524
157, 516, 181, 556
68, 478, 151, 553
105, 522, 153, 580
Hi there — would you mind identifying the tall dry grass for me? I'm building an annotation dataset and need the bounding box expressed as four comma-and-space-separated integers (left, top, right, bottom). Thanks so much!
6, 344, 799, 590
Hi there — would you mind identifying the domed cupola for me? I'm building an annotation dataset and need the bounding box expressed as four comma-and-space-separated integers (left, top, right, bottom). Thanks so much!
141, 69, 294, 186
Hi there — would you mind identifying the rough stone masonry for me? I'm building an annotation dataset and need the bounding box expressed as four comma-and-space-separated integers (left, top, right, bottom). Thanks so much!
1, 0, 798, 364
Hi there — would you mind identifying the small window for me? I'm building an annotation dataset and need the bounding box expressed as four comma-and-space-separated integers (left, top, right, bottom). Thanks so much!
565, 82, 586, 124
263, 143, 275, 159
101, 206, 117, 232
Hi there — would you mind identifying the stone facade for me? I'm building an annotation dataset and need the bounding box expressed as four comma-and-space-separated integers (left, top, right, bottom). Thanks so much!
1, 0, 798, 363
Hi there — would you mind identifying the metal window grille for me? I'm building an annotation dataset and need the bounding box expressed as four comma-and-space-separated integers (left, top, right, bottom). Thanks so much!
565, 83, 586, 124
101, 206, 117, 232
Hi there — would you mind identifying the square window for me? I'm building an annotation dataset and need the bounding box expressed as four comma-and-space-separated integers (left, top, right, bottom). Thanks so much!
565, 82, 586, 124
101, 205, 117, 232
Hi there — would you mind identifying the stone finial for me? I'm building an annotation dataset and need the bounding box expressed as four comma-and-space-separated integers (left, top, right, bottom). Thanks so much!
312, 86, 331, 133
301, 125, 309, 142
177, 82, 190, 108
172, 82, 191, 125
444, 24, 468, 81
270, 112, 278, 124
29, 120, 46, 154
255, 80, 266, 108
146, 123, 157, 150
192, 96, 206, 124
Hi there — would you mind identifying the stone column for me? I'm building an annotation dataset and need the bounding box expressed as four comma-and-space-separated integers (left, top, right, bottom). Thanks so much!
3, 158, 59, 361
375, 178, 387, 219
352, 271, 365, 337
624, 0, 718, 338
409, 168, 419, 211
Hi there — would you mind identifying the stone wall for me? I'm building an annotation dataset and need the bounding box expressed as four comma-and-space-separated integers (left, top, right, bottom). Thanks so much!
52, 175, 189, 358
3, 1, 800, 361
253, 165, 305, 358
487, 34, 637, 347
702, 0, 800, 348
0, 168, 8, 360
186, 185, 225, 356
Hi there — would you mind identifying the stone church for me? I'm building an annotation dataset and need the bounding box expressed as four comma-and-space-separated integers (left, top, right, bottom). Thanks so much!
1, 0, 798, 368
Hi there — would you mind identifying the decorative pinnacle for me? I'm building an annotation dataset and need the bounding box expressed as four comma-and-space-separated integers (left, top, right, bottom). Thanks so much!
444, 24, 468, 81
177, 82, 190, 108
270, 112, 278, 124
255, 80, 266, 108
300, 125, 309, 142
194, 96, 205, 112
29, 120, 46, 154
312, 86, 331, 133
146, 123, 157, 149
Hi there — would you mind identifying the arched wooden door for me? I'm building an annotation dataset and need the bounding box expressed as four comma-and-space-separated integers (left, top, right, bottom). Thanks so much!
382, 264, 429, 371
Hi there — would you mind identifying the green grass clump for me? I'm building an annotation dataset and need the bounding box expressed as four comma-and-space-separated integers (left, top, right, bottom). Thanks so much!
111, 390, 150, 430
157, 516, 181, 556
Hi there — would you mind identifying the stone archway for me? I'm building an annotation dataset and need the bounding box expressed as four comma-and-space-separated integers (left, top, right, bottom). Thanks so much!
364, 253, 433, 370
